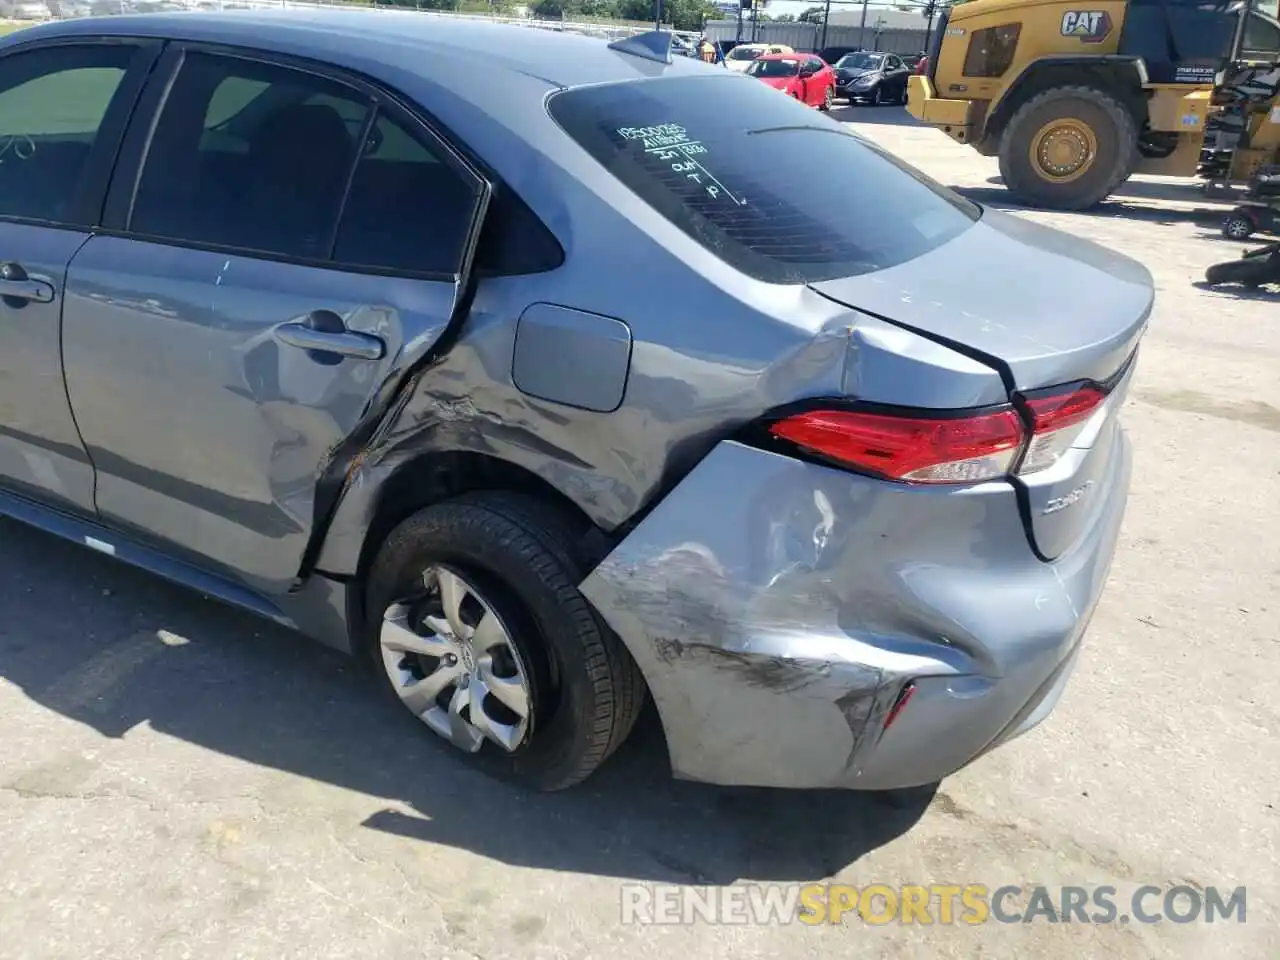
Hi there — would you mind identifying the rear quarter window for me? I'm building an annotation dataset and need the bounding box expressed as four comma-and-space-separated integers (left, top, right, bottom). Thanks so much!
547, 75, 978, 284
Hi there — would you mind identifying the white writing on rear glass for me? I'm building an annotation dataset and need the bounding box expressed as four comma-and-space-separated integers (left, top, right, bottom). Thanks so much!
617, 124, 744, 205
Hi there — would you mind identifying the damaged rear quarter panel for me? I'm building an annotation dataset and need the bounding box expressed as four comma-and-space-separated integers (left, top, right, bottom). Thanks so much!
577, 438, 1089, 790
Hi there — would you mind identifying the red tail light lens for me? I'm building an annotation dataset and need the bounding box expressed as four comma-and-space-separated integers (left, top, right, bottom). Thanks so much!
768, 407, 1025, 484
1018, 385, 1107, 475
883, 681, 916, 731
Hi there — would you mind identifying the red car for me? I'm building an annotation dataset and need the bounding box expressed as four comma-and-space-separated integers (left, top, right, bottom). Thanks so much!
744, 53, 836, 110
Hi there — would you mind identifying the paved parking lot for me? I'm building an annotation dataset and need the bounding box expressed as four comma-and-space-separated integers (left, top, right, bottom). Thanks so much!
0, 106, 1277, 960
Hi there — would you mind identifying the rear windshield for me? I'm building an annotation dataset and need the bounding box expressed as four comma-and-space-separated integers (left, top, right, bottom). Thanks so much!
727, 47, 763, 60
746, 58, 800, 77
547, 75, 979, 284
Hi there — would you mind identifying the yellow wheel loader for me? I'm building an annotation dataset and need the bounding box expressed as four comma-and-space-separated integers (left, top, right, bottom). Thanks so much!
906, 0, 1280, 209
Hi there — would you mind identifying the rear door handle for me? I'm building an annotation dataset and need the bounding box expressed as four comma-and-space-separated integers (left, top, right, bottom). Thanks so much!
274, 310, 385, 363
0, 261, 54, 304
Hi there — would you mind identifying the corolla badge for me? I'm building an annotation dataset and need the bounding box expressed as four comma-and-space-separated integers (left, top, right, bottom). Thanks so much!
1043, 480, 1095, 515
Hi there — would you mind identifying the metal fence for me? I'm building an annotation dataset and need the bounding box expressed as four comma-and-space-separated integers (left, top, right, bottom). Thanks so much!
4, 0, 701, 45
704, 19, 928, 55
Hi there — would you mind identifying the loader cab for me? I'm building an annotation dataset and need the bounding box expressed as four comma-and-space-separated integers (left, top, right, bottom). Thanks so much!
1119, 0, 1279, 83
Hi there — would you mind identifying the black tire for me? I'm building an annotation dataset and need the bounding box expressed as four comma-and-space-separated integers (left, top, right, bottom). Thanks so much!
1222, 213, 1255, 241
1204, 257, 1272, 287
998, 85, 1138, 211
872, 83, 885, 105
820, 85, 834, 111
364, 492, 646, 791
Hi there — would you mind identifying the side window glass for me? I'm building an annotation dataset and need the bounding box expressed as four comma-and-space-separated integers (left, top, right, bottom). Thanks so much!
963, 23, 1021, 78
0, 44, 137, 223
331, 111, 481, 276
1243, 13, 1280, 58
130, 52, 372, 259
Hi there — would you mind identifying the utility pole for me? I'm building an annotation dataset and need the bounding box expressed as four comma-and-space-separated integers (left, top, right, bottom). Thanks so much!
655, 0, 662, 30
857, 0, 868, 49
819, 0, 831, 52
923, 0, 937, 50
737, 0, 743, 42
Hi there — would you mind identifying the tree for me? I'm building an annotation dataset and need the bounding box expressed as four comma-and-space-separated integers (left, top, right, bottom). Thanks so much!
797, 5, 824, 23
773, 12, 795, 21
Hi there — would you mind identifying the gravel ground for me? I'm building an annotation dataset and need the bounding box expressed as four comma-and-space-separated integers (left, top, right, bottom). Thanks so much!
0, 105, 1276, 960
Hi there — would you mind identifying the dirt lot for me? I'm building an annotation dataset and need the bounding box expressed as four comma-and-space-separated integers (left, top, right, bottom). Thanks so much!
0, 107, 1277, 960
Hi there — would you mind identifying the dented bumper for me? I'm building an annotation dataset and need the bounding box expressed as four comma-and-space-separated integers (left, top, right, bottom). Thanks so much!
579, 433, 1130, 790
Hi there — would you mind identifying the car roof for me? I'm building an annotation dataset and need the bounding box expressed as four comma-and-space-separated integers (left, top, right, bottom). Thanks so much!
758, 52, 803, 59
9, 9, 711, 90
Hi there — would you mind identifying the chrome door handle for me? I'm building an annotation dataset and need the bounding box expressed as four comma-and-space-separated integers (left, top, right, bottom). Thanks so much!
0, 262, 54, 304
274, 310, 385, 362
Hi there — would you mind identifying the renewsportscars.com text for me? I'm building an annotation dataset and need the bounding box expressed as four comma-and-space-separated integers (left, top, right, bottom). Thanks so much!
619, 883, 1247, 926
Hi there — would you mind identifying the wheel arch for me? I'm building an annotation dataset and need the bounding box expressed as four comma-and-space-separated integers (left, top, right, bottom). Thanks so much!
317, 449, 617, 620
981, 55, 1148, 152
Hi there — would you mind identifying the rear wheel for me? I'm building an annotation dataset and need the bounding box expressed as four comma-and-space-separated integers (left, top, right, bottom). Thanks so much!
1204, 257, 1273, 287
998, 85, 1138, 211
364, 492, 646, 791
821, 85, 834, 111
1222, 212, 1256, 240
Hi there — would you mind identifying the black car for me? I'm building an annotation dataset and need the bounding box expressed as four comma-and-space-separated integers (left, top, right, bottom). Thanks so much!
833, 51, 911, 105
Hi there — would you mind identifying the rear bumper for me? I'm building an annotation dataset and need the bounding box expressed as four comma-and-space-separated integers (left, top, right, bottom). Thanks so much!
579, 428, 1131, 790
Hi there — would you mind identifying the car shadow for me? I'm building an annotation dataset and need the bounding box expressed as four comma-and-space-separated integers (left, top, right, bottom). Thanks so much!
950, 184, 1230, 227
1190, 279, 1280, 300
0, 517, 935, 884
986, 174, 1239, 207
832, 102, 922, 126
953, 174, 1246, 226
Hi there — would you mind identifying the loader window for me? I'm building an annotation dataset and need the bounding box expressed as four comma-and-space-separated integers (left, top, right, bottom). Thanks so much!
963, 23, 1021, 78
1241, 11, 1280, 59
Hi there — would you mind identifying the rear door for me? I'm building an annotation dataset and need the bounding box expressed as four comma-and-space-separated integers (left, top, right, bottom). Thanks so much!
0, 38, 158, 513
62, 45, 491, 593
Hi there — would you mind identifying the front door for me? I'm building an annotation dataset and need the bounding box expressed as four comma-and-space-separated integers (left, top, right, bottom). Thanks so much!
0, 40, 155, 513
806, 57, 826, 105
62, 47, 489, 593
884, 55, 907, 98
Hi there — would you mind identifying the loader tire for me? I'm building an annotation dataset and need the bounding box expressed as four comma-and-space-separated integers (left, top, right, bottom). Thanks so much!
998, 85, 1138, 211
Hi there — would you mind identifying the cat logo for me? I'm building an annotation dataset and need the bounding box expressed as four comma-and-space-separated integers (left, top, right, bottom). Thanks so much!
1060, 10, 1113, 43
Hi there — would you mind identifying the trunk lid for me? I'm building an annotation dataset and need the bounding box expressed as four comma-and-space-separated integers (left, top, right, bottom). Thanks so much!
810, 208, 1152, 393
811, 208, 1152, 561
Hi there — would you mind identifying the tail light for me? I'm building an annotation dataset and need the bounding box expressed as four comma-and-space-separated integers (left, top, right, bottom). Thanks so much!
1017, 384, 1106, 474
765, 384, 1108, 485
883, 681, 916, 731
